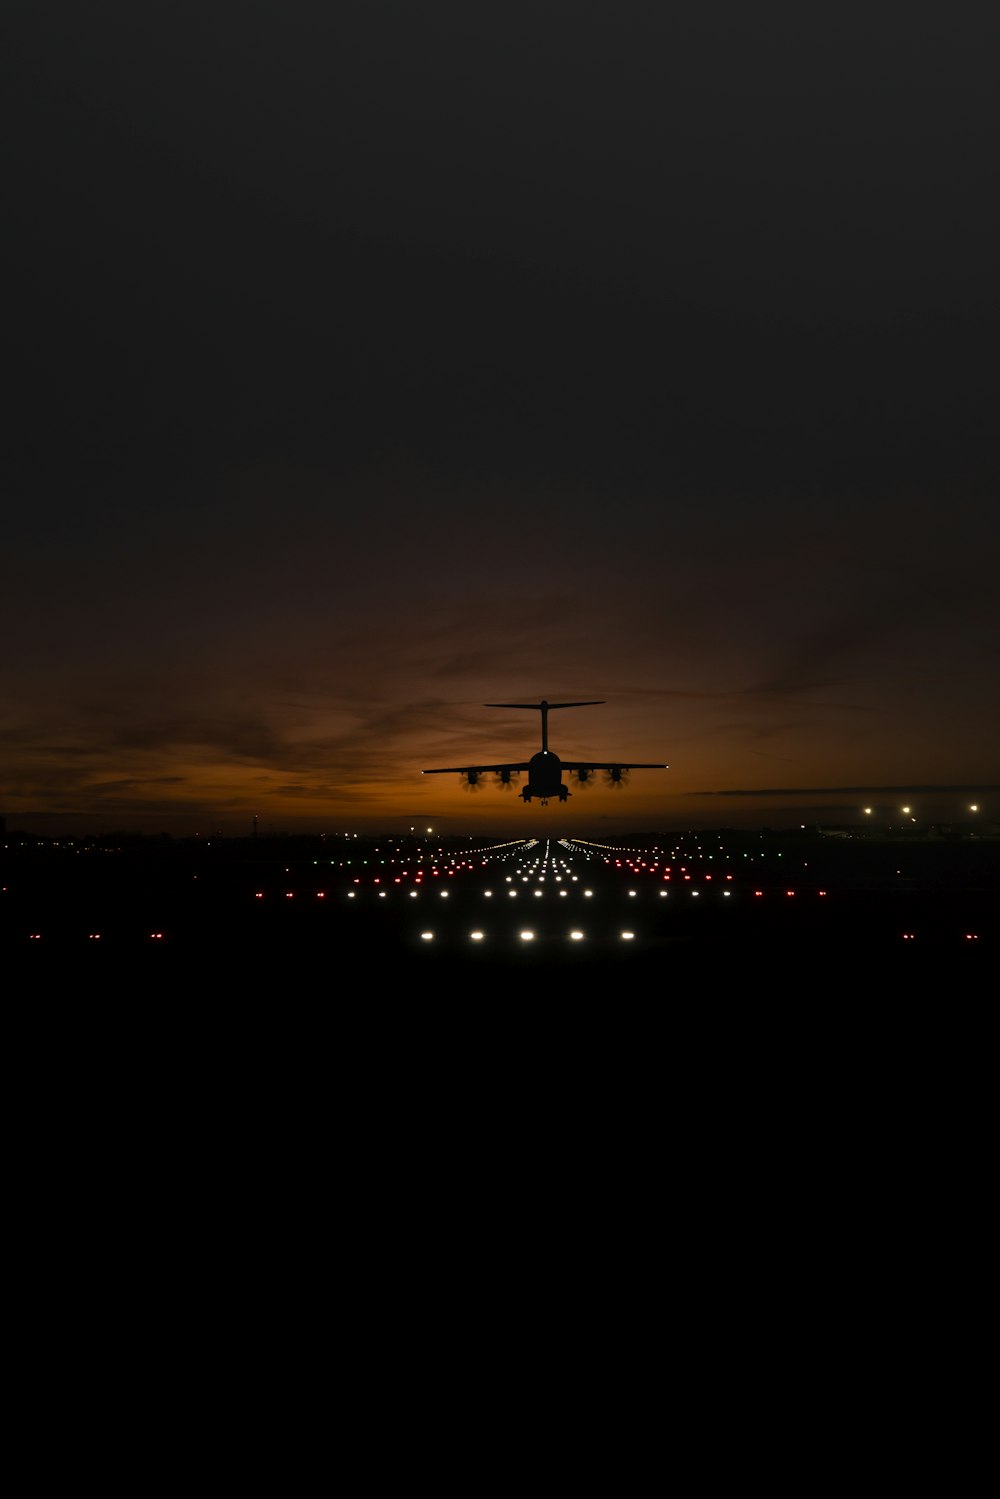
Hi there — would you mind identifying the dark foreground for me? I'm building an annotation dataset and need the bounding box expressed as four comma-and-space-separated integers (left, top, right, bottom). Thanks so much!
7, 827, 992, 1438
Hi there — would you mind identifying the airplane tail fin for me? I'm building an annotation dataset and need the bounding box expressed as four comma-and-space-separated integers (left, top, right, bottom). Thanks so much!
484, 699, 605, 752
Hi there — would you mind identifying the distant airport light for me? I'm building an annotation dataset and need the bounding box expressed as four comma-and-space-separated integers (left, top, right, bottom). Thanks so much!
469, 931, 485, 942
420, 932, 434, 941
519, 931, 535, 942
569, 931, 585, 941
620, 931, 635, 941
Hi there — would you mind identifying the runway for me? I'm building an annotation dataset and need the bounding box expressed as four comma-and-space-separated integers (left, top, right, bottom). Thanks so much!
4, 830, 996, 987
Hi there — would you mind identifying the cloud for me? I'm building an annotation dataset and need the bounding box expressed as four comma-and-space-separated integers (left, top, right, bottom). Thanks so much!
692, 784, 1000, 798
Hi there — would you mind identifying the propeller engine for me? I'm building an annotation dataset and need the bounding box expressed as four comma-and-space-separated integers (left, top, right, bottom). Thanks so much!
603, 766, 629, 789
461, 770, 483, 791
494, 770, 520, 791
572, 767, 594, 788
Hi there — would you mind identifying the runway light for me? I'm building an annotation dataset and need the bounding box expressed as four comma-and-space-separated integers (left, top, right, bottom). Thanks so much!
519, 930, 535, 942
420, 931, 434, 941
569, 931, 585, 941
620, 931, 635, 941
469, 931, 485, 942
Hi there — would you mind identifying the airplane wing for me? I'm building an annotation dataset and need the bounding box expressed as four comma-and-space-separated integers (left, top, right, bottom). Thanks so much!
560, 761, 668, 772
422, 762, 533, 775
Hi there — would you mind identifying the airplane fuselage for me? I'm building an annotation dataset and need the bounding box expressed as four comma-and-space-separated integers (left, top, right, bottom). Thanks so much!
522, 750, 569, 802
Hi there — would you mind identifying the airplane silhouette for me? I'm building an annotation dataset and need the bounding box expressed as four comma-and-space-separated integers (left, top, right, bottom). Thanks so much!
423, 700, 668, 804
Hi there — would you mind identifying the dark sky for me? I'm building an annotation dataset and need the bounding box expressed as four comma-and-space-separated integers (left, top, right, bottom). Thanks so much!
4, 2, 999, 836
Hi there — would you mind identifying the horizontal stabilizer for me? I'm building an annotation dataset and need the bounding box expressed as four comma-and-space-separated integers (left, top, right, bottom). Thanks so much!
485, 700, 604, 710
